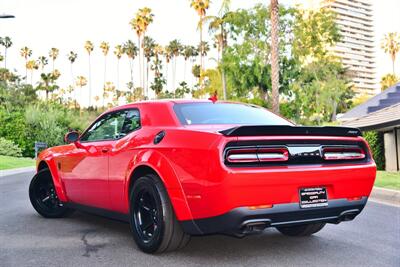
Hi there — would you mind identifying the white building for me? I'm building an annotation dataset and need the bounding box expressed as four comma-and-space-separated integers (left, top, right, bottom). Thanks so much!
297, 0, 379, 95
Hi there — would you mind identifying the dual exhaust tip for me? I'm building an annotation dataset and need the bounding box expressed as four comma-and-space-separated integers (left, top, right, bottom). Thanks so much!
236, 209, 360, 236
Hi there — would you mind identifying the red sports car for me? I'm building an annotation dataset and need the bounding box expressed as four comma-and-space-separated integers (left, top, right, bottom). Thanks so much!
29, 100, 376, 253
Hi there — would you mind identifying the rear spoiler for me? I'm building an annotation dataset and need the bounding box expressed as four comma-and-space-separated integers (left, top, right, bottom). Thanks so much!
219, 125, 362, 137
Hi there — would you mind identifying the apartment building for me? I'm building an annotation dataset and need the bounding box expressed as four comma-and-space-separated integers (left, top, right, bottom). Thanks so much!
298, 0, 379, 95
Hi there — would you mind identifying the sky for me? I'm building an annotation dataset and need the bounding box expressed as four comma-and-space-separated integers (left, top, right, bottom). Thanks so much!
0, 0, 399, 106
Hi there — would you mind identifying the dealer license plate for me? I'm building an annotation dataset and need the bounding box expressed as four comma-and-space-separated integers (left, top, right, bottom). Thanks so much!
299, 187, 328, 208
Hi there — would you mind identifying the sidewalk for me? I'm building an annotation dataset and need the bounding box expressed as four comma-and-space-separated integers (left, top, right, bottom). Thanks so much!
370, 186, 400, 207
0, 166, 35, 177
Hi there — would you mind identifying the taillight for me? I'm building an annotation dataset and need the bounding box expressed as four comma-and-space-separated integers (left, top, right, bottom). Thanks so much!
322, 147, 365, 160
226, 147, 289, 163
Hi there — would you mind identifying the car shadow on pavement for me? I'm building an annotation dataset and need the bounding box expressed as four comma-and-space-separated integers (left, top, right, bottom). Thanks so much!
64, 211, 333, 261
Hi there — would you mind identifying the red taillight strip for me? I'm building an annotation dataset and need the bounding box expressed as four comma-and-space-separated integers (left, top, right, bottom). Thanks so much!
226, 147, 289, 163
322, 147, 365, 160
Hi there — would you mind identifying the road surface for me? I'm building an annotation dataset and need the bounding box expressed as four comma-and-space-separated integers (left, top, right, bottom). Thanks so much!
0, 171, 399, 267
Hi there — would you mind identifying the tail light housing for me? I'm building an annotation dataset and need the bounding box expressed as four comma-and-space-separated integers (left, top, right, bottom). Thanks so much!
226, 147, 289, 163
322, 147, 365, 160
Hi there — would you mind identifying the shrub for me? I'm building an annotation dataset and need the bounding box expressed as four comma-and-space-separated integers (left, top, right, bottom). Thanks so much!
0, 137, 22, 157
364, 131, 385, 170
0, 108, 30, 156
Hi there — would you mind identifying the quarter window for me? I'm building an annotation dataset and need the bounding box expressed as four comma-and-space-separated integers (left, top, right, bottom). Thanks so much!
80, 109, 140, 142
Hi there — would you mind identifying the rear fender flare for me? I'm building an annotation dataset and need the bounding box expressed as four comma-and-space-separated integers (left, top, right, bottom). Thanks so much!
126, 149, 193, 221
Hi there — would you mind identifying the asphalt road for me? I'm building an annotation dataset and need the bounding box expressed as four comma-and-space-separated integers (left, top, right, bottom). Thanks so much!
1, 171, 399, 267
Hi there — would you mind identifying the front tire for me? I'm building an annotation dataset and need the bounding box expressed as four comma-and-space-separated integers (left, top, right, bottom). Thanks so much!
29, 168, 74, 218
129, 174, 190, 253
276, 223, 326, 236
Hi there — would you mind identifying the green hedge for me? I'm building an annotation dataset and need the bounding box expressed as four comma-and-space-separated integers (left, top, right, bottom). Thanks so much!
364, 131, 385, 170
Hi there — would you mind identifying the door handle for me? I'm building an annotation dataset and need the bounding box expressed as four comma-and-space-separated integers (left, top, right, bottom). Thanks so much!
101, 147, 109, 153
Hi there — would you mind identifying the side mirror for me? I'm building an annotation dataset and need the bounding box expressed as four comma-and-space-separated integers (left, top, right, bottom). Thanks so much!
64, 131, 80, 144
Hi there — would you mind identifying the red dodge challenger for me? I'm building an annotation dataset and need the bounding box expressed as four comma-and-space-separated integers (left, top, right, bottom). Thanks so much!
29, 100, 376, 253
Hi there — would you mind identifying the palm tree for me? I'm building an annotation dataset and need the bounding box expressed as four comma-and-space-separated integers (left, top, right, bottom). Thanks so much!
84, 40, 94, 106
114, 44, 124, 90
38, 73, 53, 101
100, 41, 110, 106
0, 36, 12, 68
198, 41, 210, 62
150, 45, 166, 98
123, 40, 139, 91
143, 36, 156, 97
130, 7, 154, 89
26, 59, 38, 85
20, 46, 32, 81
75, 75, 88, 109
190, 0, 210, 78
48, 48, 59, 72
167, 39, 183, 90
164, 45, 172, 89
381, 32, 400, 74
270, 0, 280, 114
380, 73, 399, 91
203, 0, 231, 99
68, 51, 78, 106
182, 45, 197, 81
37, 56, 48, 71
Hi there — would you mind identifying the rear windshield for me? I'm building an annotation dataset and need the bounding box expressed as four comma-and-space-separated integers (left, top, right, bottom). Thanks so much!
173, 103, 292, 125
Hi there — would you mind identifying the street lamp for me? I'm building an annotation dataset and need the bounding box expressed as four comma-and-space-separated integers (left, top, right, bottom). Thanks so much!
0, 14, 15, 19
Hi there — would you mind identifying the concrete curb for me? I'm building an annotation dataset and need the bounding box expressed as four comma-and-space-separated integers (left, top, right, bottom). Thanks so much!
370, 186, 400, 207
0, 166, 35, 178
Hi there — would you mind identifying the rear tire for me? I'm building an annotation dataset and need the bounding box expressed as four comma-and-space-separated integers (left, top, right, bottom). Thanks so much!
276, 223, 326, 236
29, 168, 74, 218
129, 174, 190, 253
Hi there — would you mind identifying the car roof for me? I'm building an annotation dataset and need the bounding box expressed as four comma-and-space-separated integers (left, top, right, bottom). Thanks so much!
107, 99, 243, 112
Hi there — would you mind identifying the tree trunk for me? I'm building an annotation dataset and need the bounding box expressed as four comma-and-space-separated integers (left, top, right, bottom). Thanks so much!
103, 56, 107, 107
138, 37, 143, 91
331, 100, 338, 122
141, 35, 145, 92
392, 57, 395, 75
173, 57, 177, 91
146, 60, 149, 99
25, 59, 28, 82
184, 59, 187, 82
70, 63, 77, 109
270, 0, 280, 114
88, 55, 92, 107
221, 36, 227, 100
199, 14, 203, 88
4, 48, 7, 69
116, 59, 120, 91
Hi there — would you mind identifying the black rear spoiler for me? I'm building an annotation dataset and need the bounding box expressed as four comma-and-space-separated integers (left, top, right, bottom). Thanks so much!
219, 125, 362, 137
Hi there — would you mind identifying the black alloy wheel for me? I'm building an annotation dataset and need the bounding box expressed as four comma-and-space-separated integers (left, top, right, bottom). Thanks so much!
133, 186, 161, 243
130, 174, 190, 253
29, 168, 74, 218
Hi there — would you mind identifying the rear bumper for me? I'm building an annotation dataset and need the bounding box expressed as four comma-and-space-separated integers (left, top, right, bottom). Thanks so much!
181, 197, 368, 236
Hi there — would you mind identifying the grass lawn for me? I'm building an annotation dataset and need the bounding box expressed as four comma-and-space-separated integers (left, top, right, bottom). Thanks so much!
375, 171, 400, 191
0, 155, 35, 170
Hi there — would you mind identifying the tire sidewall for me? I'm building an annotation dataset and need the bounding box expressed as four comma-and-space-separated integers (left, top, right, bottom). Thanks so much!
29, 168, 71, 218
129, 175, 168, 253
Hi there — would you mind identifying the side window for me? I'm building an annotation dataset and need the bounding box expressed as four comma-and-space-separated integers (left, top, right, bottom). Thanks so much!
80, 109, 140, 142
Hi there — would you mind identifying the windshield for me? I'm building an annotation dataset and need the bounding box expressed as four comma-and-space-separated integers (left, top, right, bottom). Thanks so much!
173, 103, 292, 126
